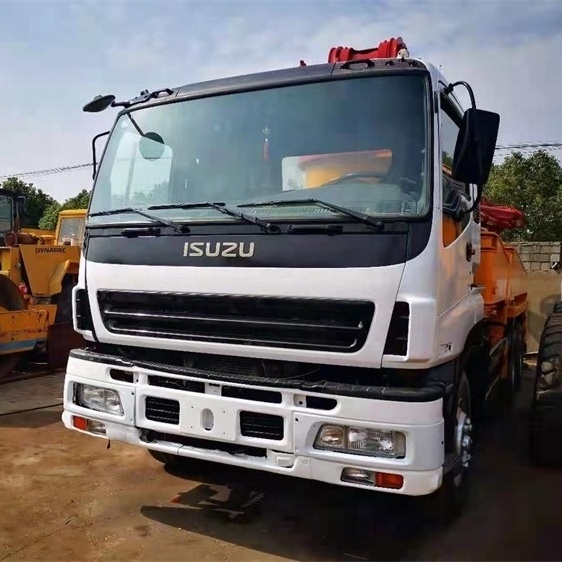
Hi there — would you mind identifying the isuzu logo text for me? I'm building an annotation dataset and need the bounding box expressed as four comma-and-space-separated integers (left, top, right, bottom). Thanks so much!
183, 242, 255, 258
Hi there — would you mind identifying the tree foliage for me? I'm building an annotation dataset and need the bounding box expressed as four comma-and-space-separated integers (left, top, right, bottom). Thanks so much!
0, 177, 56, 229
484, 150, 562, 242
38, 189, 91, 231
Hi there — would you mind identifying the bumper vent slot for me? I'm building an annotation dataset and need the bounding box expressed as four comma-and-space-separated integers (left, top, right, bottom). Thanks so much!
97, 291, 374, 353
240, 411, 284, 440
145, 396, 180, 425
383, 302, 410, 356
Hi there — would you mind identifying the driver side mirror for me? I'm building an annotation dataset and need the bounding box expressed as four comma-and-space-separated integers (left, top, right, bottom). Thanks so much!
452, 108, 500, 186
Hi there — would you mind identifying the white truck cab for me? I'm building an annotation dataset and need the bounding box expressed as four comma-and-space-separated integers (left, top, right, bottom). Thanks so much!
62, 38, 502, 523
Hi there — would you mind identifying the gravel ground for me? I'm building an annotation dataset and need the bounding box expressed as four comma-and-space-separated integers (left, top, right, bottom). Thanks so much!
1, 365, 561, 561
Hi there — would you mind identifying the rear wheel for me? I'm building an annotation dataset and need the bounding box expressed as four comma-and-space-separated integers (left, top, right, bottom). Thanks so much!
529, 312, 562, 466
423, 372, 473, 526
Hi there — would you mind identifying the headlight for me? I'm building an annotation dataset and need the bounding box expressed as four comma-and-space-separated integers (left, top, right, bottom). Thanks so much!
314, 424, 406, 458
75, 384, 124, 416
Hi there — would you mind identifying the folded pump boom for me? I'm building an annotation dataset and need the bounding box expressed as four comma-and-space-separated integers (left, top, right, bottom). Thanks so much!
328, 37, 409, 62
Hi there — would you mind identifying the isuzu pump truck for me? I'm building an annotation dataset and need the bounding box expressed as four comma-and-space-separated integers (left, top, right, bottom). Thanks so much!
62, 37, 527, 522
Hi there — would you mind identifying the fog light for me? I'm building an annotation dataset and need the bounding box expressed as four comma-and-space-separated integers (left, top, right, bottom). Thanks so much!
314, 424, 406, 458
342, 467, 374, 484
75, 383, 124, 416
341, 468, 404, 489
87, 420, 107, 435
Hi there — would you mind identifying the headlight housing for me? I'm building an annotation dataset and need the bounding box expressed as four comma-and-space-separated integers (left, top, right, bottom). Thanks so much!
314, 424, 406, 458
75, 383, 124, 416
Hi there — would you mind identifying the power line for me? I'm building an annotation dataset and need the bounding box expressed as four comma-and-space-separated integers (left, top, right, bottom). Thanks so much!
495, 142, 562, 151
0, 163, 91, 181
1, 141, 561, 181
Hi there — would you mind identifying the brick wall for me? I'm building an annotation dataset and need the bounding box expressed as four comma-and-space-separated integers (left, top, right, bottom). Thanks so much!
510, 242, 562, 271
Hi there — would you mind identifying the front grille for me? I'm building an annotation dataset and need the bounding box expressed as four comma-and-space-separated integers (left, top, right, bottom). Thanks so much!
97, 291, 374, 353
145, 397, 179, 425
240, 411, 284, 440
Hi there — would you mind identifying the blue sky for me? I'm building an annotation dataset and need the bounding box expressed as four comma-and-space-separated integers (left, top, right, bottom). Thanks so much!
1, 0, 561, 202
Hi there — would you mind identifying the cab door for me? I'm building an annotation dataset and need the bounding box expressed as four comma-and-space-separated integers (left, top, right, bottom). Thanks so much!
437, 92, 476, 314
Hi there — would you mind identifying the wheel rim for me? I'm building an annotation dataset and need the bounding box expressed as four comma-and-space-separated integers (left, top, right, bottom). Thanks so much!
454, 380, 472, 487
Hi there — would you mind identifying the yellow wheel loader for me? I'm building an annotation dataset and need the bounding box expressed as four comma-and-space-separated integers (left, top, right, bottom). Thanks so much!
0, 188, 86, 379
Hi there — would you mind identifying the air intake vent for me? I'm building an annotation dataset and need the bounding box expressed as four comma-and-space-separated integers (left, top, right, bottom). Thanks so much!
145, 397, 180, 425
240, 411, 284, 440
383, 302, 410, 356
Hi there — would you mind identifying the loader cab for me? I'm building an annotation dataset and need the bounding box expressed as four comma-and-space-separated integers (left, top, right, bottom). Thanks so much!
0, 192, 13, 236
0, 190, 25, 240
55, 209, 87, 247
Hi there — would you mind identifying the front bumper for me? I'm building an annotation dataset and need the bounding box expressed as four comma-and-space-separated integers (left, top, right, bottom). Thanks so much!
62, 352, 446, 496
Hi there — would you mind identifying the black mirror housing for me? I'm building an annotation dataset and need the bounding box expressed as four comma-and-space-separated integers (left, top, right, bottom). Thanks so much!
452, 108, 500, 186
83, 94, 116, 113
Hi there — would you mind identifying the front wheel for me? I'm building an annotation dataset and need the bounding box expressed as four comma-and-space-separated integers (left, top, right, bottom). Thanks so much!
423, 372, 473, 526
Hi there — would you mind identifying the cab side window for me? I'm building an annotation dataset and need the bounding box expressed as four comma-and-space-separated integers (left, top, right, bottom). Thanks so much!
0, 195, 13, 234
441, 95, 470, 244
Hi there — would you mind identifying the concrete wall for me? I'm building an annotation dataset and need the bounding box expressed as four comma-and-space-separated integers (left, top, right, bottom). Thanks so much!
510, 242, 561, 272
510, 242, 562, 352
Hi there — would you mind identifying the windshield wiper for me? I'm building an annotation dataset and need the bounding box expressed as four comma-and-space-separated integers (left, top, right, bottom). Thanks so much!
238, 197, 385, 231
147, 201, 281, 233
89, 207, 190, 233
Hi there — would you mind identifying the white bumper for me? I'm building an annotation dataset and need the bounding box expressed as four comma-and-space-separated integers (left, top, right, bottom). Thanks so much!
62, 355, 445, 496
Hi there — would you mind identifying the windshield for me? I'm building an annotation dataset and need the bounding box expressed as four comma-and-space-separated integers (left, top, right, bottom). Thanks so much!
0, 195, 13, 235
89, 74, 430, 226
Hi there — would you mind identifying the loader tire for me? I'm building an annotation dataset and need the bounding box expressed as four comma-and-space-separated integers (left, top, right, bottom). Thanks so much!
0, 276, 28, 380
529, 312, 562, 467
54, 279, 74, 325
552, 301, 562, 314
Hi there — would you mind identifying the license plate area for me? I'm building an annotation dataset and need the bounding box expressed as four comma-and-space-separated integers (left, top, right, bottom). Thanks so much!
137, 383, 291, 449
179, 396, 239, 441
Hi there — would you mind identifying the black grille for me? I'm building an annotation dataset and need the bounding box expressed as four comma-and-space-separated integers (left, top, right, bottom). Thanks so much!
145, 396, 179, 425
97, 291, 374, 353
240, 411, 284, 440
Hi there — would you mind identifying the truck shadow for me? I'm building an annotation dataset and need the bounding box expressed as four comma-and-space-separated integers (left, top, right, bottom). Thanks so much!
141, 465, 428, 561
140, 365, 562, 561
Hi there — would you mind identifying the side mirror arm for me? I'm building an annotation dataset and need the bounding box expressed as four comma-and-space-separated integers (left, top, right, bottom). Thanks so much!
91, 131, 110, 180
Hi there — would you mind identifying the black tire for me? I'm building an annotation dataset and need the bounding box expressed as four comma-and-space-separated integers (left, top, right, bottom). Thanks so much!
0, 276, 28, 380
423, 372, 472, 526
147, 449, 185, 469
553, 301, 562, 314
529, 312, 562, 466
54, 278, 75, 325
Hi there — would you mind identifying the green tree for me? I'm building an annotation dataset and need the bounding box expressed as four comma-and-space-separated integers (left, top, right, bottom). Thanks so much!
38, 189, 91, 230
0, 177, 56, 228
484, 150, 562, 241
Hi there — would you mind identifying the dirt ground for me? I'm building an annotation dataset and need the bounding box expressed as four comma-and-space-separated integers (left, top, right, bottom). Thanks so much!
1, 366, 562, 562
